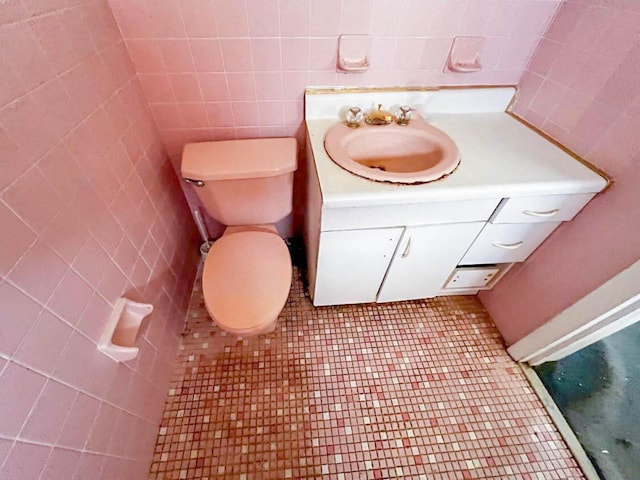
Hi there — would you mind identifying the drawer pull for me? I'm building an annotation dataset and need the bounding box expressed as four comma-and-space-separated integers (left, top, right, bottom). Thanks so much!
401, 237, 412, 258
184, 178, 205, 187
523, 208, 559, 218
492, 241, 524, 250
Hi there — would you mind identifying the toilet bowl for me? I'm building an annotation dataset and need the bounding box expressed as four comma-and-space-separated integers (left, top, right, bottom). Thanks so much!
181, 138, 297, 336
202, 226, 292, 336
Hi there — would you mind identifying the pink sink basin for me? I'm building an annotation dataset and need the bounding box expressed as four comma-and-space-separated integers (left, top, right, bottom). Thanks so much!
324, 117, 460, 184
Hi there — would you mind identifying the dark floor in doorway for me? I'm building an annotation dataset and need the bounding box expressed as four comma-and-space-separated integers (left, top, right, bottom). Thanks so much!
535, 321, 640, 480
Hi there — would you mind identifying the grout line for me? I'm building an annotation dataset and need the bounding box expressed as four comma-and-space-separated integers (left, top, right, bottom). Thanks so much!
149, 269, 586, 478
519, 363, 602, 480
0, 351, 170, 427
0, 432, 150, 462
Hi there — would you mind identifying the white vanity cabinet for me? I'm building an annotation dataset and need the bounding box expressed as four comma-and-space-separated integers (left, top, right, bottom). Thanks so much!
307, 194, 502, 306
305, 185, 603, 306
312, 221, 488, 306
303, 87, 608, 307
313, 228, 402, 306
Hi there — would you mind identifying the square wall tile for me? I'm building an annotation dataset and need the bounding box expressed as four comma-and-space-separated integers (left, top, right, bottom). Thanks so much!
40, 447, 83, 480
0, 362, 46, 437
13, 308, 73, 374
0, 281, 41, 356
19, 379, 76, 444
0, 441, 51, 480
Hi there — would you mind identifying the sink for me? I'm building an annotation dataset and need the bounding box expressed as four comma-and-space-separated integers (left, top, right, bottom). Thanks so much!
323, 116, 460, 184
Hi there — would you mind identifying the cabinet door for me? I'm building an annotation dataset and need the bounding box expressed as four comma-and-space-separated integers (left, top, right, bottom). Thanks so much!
377, 223, 485, 302
313, 228, 402, 306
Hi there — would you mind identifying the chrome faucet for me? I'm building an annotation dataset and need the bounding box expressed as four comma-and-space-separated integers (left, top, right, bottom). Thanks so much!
365, 104, 395, 125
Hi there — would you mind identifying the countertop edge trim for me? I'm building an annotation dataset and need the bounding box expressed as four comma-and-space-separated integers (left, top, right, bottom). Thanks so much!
505, 111, 614, 194
305, 84, 517, 95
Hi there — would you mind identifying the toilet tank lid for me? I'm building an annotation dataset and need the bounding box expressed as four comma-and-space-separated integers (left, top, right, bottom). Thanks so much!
181, 138, 297, 180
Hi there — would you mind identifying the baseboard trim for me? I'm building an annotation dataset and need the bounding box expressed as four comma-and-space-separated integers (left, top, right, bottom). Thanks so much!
519, 363, 602, 480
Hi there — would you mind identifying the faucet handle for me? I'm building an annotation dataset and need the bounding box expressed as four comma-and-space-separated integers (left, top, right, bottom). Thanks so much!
396, 105, 412, 125
345, 106, 363, 128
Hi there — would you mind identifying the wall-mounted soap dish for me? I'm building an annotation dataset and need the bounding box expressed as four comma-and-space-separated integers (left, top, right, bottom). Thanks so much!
446, 36, 484, 73
98, 297, 153, 363
337, 34, 371, 73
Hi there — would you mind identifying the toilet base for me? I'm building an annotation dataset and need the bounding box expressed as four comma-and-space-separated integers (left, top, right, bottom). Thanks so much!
212, 314, 278, 338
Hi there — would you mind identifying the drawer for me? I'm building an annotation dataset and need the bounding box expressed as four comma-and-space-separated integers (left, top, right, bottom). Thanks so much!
491, 193, 595, 224
460, 222, 560, 265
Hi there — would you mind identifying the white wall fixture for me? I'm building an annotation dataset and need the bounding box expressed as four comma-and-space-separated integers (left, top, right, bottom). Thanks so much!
337, 34, 371, 73
446, 36, 484, 73
98, 297, 154, 362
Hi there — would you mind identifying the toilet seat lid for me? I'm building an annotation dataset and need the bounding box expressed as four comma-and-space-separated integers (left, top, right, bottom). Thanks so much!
202, 232, 292, 332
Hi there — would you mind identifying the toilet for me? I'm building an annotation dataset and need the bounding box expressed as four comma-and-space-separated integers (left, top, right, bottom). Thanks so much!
181, 138, 297, 336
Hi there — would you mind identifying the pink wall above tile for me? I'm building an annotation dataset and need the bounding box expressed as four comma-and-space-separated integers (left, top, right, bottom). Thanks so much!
0, 1, 199, 478
480, 0, 640, 345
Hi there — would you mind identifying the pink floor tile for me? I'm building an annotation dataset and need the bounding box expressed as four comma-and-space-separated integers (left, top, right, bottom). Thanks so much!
149, 267, 584, 479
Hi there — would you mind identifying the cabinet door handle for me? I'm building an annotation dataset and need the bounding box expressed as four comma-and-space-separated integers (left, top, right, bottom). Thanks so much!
401, 237, 412, 258
523, 208, 559, 218
492, 241, 524, 250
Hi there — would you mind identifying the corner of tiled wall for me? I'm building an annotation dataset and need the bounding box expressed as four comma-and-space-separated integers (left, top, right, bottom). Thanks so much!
511, 0, 640, 173
481, 0, 640, 344
0, 1, 200, 478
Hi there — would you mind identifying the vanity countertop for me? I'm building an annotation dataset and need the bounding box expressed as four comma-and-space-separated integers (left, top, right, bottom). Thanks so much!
305, 88, 608, 208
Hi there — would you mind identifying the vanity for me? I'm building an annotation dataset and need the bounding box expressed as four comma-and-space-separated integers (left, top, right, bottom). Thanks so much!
303, 87, 607, 306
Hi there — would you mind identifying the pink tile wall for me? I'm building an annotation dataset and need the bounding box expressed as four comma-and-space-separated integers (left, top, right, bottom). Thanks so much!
109, 0, 561, 159
107, 0, 560, 236
480, 0, 640, 345
0, 1, 200, 479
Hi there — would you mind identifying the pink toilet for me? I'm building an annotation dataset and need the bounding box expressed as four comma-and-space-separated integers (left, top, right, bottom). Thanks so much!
181, 138, 297, 336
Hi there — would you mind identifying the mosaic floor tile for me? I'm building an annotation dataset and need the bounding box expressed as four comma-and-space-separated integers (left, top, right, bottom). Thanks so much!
149, 266, 584, 479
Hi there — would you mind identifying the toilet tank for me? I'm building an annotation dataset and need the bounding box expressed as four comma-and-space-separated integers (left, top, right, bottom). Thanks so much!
181, 138, 297, 226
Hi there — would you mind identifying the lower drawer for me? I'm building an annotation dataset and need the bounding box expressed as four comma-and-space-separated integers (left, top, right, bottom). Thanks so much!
460, 222, 561, 264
